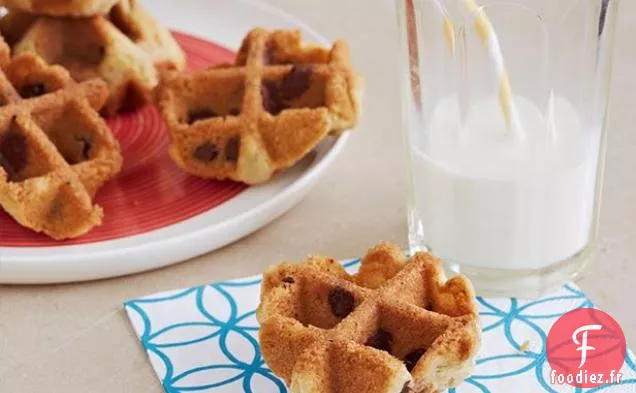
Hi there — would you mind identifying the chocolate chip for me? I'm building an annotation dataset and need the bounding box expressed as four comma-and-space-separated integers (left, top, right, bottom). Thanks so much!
281, 65, 313, 101
188, 109, 218, 124
225, 136, 240, 162
193, 142, 219, 162
404, 349, 426, 372
263, 40, 277, 65
82, 140, 91, 160
282, 277, 295, 284
118, 82, 146, 113
261, 81, 283, 115
400, 381, 410, 393
48, 197, 63, 219
228, 107, 241, 116
366, 329, 392, 353
328, 287, 355, 318
0, 130, 28, 181
75, 135, 92, 161
20, 83, 46, 98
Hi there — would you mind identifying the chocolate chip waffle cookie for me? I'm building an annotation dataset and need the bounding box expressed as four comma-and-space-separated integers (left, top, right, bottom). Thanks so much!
2, 0, 186, 115
0, 0, 119, 17
257, 243, 480, 393
0, 51, 122, 240
157, 28, 362, 184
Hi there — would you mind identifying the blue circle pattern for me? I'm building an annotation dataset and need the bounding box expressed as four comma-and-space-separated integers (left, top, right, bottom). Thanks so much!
125, 260, 636, 393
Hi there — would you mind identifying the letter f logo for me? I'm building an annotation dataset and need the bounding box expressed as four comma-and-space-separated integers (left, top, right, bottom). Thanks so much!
572, 324, 603, 368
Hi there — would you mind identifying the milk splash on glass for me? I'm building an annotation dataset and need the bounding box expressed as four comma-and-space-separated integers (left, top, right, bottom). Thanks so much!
398, 0, 619, 296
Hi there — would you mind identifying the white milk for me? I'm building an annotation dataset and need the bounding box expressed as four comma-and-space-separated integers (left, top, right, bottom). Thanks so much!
410, 95, 600, 270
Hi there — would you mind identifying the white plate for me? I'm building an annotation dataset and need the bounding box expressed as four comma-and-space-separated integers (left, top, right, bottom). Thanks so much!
0, 0, 349, 284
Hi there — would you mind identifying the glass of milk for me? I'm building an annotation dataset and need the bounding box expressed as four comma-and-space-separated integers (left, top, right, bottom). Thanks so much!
397, 0, 620, 297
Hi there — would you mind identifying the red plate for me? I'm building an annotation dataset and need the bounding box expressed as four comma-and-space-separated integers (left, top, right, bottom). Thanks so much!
0, 32, 248, 247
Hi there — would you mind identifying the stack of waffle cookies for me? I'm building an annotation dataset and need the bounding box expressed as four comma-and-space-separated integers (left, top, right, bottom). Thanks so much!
0, 0, 362, 239
0, 35, 122, 239
0, 0, 186, 115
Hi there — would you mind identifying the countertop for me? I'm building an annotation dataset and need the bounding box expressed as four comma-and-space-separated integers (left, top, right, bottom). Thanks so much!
1, 0, 635, 391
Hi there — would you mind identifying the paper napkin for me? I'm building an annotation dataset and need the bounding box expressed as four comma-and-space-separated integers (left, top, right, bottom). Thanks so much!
125, 259, 636, 392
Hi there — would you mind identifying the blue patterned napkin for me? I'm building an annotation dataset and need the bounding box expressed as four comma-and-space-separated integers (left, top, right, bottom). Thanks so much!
125, 259, 636, 392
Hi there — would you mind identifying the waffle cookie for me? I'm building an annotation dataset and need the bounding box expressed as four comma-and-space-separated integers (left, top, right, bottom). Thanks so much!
0, 0, 119, 17
157, 28, 362, 184
257, 243, 481, 393
0, 51, 122, 240
1, 0, 186, 115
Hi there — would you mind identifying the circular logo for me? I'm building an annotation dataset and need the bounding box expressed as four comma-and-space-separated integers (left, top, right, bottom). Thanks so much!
547, 308, 626, 388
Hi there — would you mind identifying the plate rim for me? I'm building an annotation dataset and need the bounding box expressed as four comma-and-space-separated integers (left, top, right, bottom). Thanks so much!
0, 0, 351, 284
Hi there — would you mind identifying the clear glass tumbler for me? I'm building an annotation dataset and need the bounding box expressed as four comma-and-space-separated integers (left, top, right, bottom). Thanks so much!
397, 0, 620, 297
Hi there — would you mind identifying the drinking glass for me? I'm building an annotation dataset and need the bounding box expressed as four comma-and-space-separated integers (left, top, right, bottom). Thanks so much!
397, 0, 620, 297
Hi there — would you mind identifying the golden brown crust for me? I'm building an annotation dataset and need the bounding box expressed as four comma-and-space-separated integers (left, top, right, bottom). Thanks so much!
2, 0, 186, 115
355, 242, 409, 289
257, 243, 481, 393
0, 34, 10, 67
157, 28, 362, 185
0, 53, 122, 240
0, 0, 119, 17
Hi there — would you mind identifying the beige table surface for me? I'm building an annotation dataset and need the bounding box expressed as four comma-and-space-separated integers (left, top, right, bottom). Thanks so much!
1, 0, 635, 391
